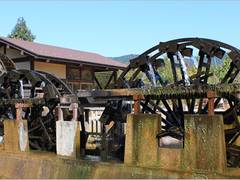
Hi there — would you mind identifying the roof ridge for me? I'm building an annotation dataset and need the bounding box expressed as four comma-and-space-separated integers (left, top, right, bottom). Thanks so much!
1, 36, 105, 57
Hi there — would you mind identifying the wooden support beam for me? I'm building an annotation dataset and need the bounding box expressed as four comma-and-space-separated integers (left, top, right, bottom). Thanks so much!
77, 84, 240, 100
3, 45, 6, 55
133, 94, 144, 113
94, 75, 103, 89
30, 60, 34, 70
207, 91, 216, 115
113, 70, 117, 84
11, 56, 30, 62
15, 103, 32, 121
104, 71, 115, 89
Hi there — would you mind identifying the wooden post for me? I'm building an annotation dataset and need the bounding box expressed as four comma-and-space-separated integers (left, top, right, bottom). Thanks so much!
57, 106, 64, 121
96, 120, 98, 134
133, 94, 145, 113
3, 45, 6, 55
71, 103, 78, 121
16, 107, 22, 121
91, 120, 94, 134
133, 95, 140, 113
207, 91, 216, 115
15, 103, 32, 121
113, 70, 117, 84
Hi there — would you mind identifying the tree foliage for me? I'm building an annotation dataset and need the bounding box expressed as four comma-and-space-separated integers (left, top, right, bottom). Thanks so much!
208, 57, 240, 84
8, 17, 36, 42
213, 57, 231, 82
94, 71, 114, 89
95, 57, 238, 89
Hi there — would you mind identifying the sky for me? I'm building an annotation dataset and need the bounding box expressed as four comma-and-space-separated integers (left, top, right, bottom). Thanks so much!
0, 0, 240, 57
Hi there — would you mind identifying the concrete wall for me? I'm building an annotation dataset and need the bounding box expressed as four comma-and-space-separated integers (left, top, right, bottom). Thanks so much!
124, 114, 227, 174
3, 120, 29, 152
0, 151, 238, 179
0, 114, 238, 178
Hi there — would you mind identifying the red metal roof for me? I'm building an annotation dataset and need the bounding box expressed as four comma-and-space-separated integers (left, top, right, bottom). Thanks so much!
0, 37, 126, 69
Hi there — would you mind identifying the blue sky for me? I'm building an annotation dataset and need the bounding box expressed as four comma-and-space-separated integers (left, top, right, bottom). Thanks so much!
0, 1, 240, 57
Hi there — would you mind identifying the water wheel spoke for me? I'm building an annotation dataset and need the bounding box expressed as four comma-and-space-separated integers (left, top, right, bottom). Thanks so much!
148, 100, 175, 127
162, 99, 183, 130
153, 99, 160, 113
167, 52, 178, 83
177, 99, 184, 117
29, 118, 52, 133
140, 101, 154, 113
29, 141, 42, 150
141, 98, 150, 113
148, 100, 167, 116
129, 68, 141, 82
227, 145, 240, 167
39, 118, 53, 145
228, 131, 240, 145
189, 98, 196, 114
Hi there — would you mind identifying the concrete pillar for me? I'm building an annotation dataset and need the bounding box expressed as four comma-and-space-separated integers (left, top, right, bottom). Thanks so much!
158, 114, 227, 172
56, 103, 80, 158
124, 113, 227, 173
182, 114, 227, 173
235, 116, 240, 146
124, 114, 160, 167
56, 121, 80, 158
4, 119, 29, 152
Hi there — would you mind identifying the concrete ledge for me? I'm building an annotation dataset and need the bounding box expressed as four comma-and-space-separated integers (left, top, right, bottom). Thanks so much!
0, 151, 238, 179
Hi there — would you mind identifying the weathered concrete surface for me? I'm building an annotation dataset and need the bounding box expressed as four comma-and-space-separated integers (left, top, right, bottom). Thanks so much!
4, 119, 29, 152
0, 151, 238, 179
0, 114, 238, 178
124, 114, 229, 174
234, 116, 240, 146
182, 114, 227, 173
124, 114, 160, 166
56, 121, 80, 158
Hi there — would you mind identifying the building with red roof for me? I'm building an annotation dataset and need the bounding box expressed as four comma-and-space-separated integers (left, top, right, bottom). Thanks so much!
0, 37, 126, 90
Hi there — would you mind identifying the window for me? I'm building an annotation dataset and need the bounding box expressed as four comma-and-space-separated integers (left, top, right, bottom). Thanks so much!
67, 67, 80, 80
81, 69, 92, 81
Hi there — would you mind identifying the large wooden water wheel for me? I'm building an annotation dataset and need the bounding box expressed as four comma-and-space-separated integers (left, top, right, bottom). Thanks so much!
100, 38, 239, 166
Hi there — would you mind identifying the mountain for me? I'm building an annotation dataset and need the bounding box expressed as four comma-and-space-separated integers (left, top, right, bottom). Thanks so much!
111, 54, 139, 64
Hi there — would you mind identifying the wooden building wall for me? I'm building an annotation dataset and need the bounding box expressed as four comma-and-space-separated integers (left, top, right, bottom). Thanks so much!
0, 45, 117, 91
34, 61, 66, 79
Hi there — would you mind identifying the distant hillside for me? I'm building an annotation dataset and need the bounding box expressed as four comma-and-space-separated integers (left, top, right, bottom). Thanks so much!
112, 54, 138, 64
112, 54, 224, 67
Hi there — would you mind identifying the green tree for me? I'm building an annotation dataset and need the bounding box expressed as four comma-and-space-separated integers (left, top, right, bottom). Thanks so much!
214, 57, 240, 83
8, 17, 36, 42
